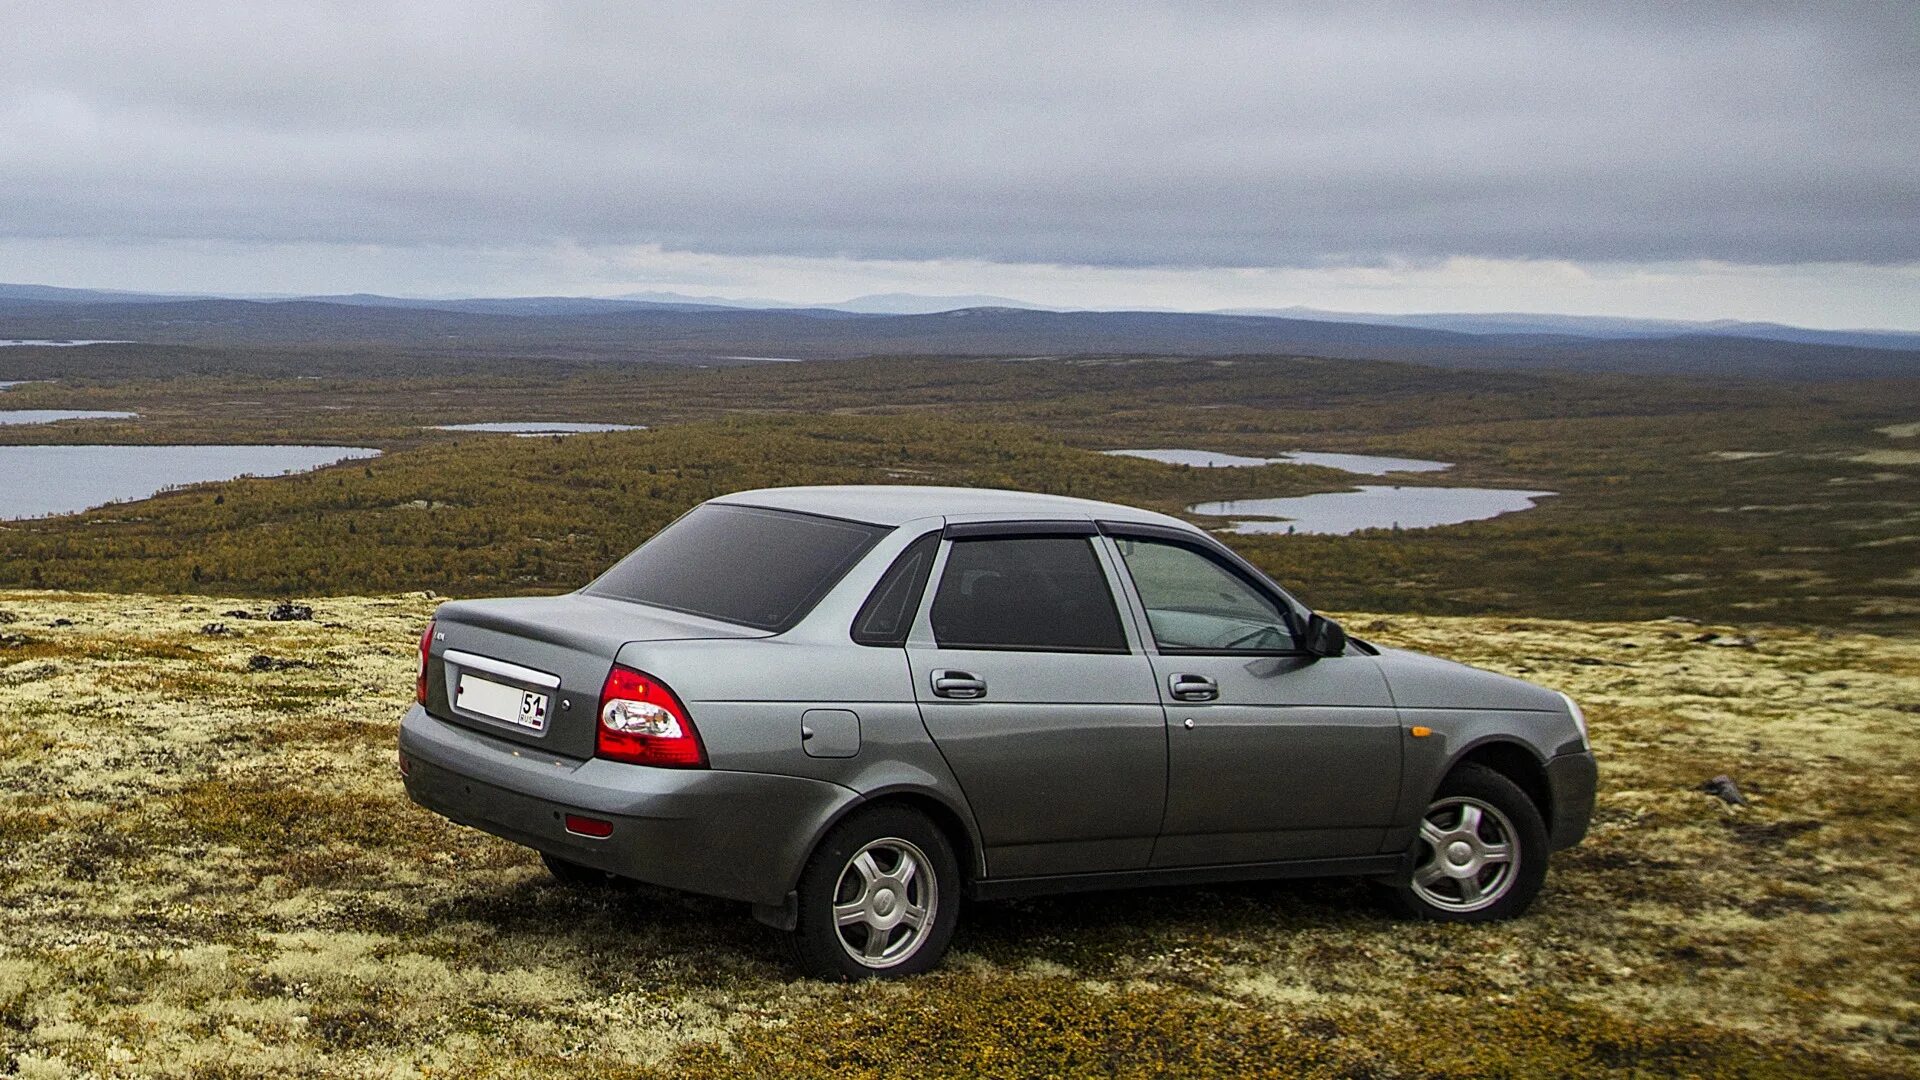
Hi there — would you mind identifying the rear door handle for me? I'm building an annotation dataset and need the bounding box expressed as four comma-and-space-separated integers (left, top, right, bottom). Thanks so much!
1169, 673, 1218, 702
931, 669, 987, 699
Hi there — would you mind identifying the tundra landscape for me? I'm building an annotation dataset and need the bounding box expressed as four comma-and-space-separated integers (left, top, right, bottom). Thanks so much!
0, 339, 1917, 1076
0, 593, 1913, 1077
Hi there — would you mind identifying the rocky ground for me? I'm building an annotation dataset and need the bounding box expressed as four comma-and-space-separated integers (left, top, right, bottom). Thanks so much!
0, 591, 1914, 1078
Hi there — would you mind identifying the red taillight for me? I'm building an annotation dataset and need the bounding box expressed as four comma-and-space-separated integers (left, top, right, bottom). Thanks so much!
595, 665, 705, 768
415, 619, 434, 704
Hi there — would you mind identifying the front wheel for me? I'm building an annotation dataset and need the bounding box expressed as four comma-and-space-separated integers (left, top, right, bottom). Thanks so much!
1387, 764, 1549, 922
787, 806, 960, 980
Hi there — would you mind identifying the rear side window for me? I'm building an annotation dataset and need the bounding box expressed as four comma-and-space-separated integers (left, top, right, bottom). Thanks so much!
586, 504, 888, 632
852, 532, 940, 647
929, 537, 1127, 653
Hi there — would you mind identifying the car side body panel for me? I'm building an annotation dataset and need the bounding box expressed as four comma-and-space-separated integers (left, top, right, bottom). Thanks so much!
1150, 651, 1401, 865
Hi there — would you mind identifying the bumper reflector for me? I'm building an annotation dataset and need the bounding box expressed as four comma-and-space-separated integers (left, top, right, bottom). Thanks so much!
564, 814, 614, 839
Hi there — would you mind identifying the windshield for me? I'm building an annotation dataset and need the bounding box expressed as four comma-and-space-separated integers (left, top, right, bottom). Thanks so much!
584, 504, 889, 632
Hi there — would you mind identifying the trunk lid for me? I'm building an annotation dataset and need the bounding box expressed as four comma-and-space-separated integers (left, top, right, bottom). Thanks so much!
424, 593, 770, 759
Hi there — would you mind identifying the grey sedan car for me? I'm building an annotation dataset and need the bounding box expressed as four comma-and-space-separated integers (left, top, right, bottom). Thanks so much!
399, 485, 1596, 979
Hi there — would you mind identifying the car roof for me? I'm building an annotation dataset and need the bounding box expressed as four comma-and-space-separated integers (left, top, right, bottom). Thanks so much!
711, 484, 1199, 531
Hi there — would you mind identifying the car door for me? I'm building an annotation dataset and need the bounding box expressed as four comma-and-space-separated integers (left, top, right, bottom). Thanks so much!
906, 523, 1166, 879
1104, 529, 1401, 867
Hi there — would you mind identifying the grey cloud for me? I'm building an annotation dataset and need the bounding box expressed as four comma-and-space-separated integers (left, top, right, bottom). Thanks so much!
2, 2, 1914, 267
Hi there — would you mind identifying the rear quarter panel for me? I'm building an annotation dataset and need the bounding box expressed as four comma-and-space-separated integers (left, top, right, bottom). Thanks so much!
616, 630, 984, 876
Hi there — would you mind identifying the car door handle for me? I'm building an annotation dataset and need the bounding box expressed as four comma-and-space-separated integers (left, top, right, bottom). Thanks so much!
1168, 674, 1218, 702
931, 669, 987, 699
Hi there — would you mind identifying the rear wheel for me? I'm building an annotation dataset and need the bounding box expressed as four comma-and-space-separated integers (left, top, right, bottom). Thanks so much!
1387, 764, 1549, 922
788, 806, 959, 980
541, 852, 617, 887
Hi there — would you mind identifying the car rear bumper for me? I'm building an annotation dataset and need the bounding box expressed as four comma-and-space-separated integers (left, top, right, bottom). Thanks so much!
1546, 749, 1598, 850
398, 704, 856, 906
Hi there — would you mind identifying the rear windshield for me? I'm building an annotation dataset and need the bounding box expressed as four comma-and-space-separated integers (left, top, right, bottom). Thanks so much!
584, 504, 889, 631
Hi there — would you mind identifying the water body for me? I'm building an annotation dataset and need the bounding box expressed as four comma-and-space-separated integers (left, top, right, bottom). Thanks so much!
0, 410, 138, 426
1105, 448, 1451, 475
0, 445, 381, 520
1191, 486, 1558, 535
0, 339, 132, 347
434, 422, 646, 437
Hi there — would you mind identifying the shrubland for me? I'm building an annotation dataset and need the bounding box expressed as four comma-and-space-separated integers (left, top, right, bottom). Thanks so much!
0, 593, 1914, 1077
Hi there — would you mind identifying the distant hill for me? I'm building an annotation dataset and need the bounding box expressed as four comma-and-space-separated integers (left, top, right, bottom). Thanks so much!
1217, 306, 1920, 352
2, 284, 1916, 379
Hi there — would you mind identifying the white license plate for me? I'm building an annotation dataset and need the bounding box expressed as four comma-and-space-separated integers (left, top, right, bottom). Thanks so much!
456, 673, 550, 732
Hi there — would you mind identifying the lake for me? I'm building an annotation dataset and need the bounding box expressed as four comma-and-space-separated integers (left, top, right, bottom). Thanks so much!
1106, 448, 1451, 475
1191, 486, 1558, 535
0, 339, 132, 347
0, 445, 381, 520
434, 422, 646, 436
0, 410, 139, 426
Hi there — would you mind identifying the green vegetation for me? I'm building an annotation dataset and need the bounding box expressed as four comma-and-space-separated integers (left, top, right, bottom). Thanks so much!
2, 353, 1918, 1074
2, 354, 1917, 629
0, 593, 1913, 1076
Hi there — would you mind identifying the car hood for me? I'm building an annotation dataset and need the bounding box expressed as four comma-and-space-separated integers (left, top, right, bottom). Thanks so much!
1368, 645, 1565, 712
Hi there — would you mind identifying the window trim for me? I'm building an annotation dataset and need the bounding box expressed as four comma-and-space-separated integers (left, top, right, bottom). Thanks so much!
923, 533, 1132, 655
850, 530, 941, 648
1098, 523, 1309, 656
941, 519, 1098, 539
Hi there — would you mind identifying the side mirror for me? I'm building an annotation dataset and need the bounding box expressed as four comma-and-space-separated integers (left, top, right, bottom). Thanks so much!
1301, 613, 1347, 658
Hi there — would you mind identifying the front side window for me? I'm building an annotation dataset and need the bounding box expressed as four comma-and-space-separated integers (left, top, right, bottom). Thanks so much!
929, 537, 1128, 653
585, 504, 888, 632
1113, 536, 1294, 652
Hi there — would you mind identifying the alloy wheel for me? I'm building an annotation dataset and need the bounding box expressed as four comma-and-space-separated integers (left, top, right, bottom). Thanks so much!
832, 837, 938, 969
1410, 796, 1520, 913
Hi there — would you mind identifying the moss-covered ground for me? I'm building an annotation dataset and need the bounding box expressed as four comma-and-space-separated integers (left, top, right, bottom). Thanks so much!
1, 592, 1913, 1077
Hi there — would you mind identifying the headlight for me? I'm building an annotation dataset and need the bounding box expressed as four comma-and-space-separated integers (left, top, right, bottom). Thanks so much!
1557, 691, 1589, 749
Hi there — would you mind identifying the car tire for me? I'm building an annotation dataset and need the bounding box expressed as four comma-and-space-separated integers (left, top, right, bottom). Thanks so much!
1386, 764, 1549, 922
541, 852, 617, 887
787, 805, 960, 980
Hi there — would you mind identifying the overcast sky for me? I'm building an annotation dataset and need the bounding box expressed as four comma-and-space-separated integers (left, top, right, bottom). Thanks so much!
3, 2, 1915, 326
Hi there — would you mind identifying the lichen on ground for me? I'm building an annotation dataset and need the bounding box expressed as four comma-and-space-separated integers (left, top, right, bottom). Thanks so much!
0, 591, 1915, 1077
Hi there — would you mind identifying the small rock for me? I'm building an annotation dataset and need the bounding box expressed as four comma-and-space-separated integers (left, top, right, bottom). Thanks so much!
1662, 616, 1703, 625
0, 609, 17, 625
200, 623, 230, 636
48, 618, 73, 627
1713, 635, 1757, 649
267, 602, 313, 622
1572, 657, 1606, 666
1701, 775, 1749, 806
247, 653, 306, 672
223, 609, 254, 620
